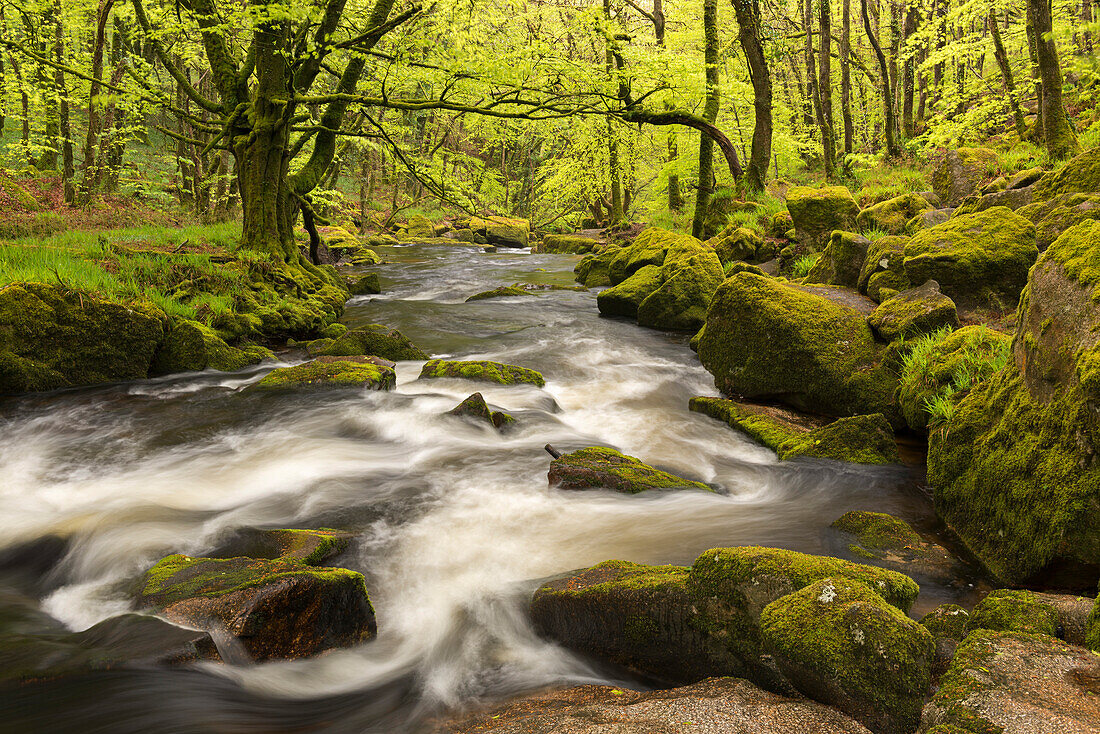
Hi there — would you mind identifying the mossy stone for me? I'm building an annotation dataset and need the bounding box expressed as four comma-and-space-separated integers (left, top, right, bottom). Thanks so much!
1034, 146, 1100, 200
419, 359, 545, 387
596, 265, 663, 318
904, 208, 952, 235
207, 527, 352, 566
830, 510, 964, 583
785, 185, 860, 252
465, 285, 534, 302
537, 234, 601, 254
574, 245, 621, 287
349, 273, 381, 295
316, 323, 428, 361
759, 577, 934, 734
548, 446, 713, 494
1019, 192, 1100, 251
637, 251, 724, 332
921, 604, 971, 641
932, 147, 999, 207
805, 230, 871, 288
856, 193, 932, 235
868, 280, 960, 341
713, 227, 763, 265
255, 358, 395, 390
404, 215, 435, 238
967, 589, 1060, 637
607, 228, 683, 285
151, 318, 271, 375
446, 392, 496, 427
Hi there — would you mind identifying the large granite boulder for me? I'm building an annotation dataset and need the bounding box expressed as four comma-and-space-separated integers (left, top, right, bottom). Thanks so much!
932, 147, 999, 207
596, 265, 662, 318
856, 193, 932, 235
574, 245, 621, 287
1018, 192, 1100, 250
786, 186, 860, 252
805, 231, 872, 288
151, 318, 271, 375
1033, 146, 1100, 200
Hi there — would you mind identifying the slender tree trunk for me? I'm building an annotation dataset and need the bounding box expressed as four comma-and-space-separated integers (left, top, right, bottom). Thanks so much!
989, 10, 1029, 140
841, 0, 854, 153
1031, 0, 1079, 157
818, 0, 836, 179
902, 3, 917, 138
803, 0, 819, 144
77, 0, 115, 204
691, 0, 720, 239
733, 0, 773, 192
863, 0, 901, 157
9, 53, 32, 164
1082, 0, 1093, 54
667, 129, 684, 211
1026, 2, 1044, 136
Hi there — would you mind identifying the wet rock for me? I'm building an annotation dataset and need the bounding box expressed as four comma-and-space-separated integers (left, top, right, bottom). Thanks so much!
136, 553, 375, 661
547, 447, 712, 494
151, 318, 272, 375
474, 217, 530, 248
969, 589, 1093, 647
1033, 145, 1100, 199
402, 215, 436, 239
1018, 192, 1100, 250
465, 285, 534, 302
867, 281, 959, 342
857, 193, 932, 235
806, 231, 872, 288
432, 677, 873, 734
932, 147, 999, 207
902, 206, 1038, 311
829, 511, 964, 584
316, 323, 429, 361
254, 357, 396, 390
574, 245, 621, 287
857, 235, 911, 301
490, 410, 514, 429
0, 282, 167, 394
637, 250, 725, 332
929, 220, 1100, 584
761, 577, 934, 734
596, 265, 662, 318
921, 603, 971, 680
530, 546, 918, 688
419, 359, 545, 387
348, 273, 381, 295
697, 272, 898, 421
786, 185, 860, 252
713, 227, 764, 264
207, 527, 353, 566
446, 392, 503, 429
303, 337, 335, 356
690, 397, 898, 464
535, 234, 602, 254
919, 630, 1100, 733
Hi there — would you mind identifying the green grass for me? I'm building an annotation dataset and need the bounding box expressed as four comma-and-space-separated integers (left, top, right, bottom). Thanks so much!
851, 164, 929, 207
996, 142, 1049, 174
790, 253, 819, 278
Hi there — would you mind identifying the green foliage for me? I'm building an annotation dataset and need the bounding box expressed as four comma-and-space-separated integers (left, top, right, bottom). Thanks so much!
790, 254, 819, 278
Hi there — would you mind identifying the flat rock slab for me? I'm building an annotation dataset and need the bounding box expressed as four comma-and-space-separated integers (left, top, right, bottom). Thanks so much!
433, 677, 872, 733
548, 446, 712, 494
920, 630, 1100, 732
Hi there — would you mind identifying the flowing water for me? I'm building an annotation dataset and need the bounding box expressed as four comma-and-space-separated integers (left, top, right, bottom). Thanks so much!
0, 243, 981, 733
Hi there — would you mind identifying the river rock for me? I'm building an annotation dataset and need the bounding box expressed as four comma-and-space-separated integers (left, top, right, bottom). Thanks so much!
689, 397, 898, 464
760, 577, 934, 734
968, 589, 1094, 647
136, 553, 376, 660
547, 447, 711, 494
919, 630, 1100, 733
867, 280, 959, 341
1033, 145, 1100, 199
207, 527, 353, 566
929, 220, 1100, 585
402, 215, 436, 239
254, 356, 396, 390
829, 511, 964, 584
596, 265, 662, 318
574, 245, 621, 287
921, 604, 971, 680
806, 231, 871, 288
445, 392, 515, 431
786, 185, 860, 252
465, 285, 533, 302
697, 272, 898, 421
857, 193, 932, 235
432, 677, 873, 734
349, 273, 381, 295
420, 359, 545, 387
535, 234, 602, 254
902, 206, 1038, 311
932, 147, 998, 207
151, 318, 271, 375
607, 228, 678, 284
0, 282, 167, 394
315, 323, 429, 361
636, 250, 724, 332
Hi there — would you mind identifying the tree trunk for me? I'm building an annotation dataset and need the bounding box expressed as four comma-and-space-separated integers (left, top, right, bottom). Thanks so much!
77, 0, 115, 205
863, 0, 901, 157
803, 0, 819, 144
733, 0, 772, 192
841, 0, 854, 154
1031, 0, 1079, 157
1026, 1, 1044, 136
989, 10, 1029, 140
818, 0, 837, 179
691, 0, 720, 239
902, 3, 917, 138
667, 129, 684, 211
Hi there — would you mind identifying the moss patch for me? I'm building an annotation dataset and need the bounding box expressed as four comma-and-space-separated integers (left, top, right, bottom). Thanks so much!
868, 281, 959, 342
419, 359, 545, 387
316, 324, 428, 361
967, 589, 1060, 637
548, 446, 713, 494
254, 359, 395, 390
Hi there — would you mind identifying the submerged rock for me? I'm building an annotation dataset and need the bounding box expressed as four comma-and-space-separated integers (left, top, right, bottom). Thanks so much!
829, 511, 964, 584
136, 554, 375, 660
316, 324, 429, 361
867, 280, 959, 342
689, 397, 898, 465
254, 357, 396, 390
547, 447, 712, 494
207, 527, 353, 567
760, 577, 934, 734
419, 359, 545, 387
432, 677, 872, 734
786, 185, 860, 252
697, 272, 897, 421
348, 273, 381, 295
919, 630, 1100, 733
902, 207, 1038, 311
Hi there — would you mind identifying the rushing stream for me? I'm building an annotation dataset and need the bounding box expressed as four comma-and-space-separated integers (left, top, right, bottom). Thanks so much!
1, 243, 979, 733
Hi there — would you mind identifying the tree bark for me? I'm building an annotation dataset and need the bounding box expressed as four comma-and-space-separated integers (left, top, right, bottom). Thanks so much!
732, 0, 772, 192
841, 0, 854, 153
989, 10, 1029, 140
691, 0, 720, 239
902, 2, 917, 138
863, 0, 901, 157
77, 0, 115, 205
667, 129, 683, 211
1031, 0, 1079, 157
818, 0, 837, 179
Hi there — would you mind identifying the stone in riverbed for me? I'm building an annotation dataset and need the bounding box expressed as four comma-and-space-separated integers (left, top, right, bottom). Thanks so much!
207, 527, 354, 567
548, 446, 712, 494
420, 359, 545, 387
151, 318, 272, 375
254, 356, 395, 390
919, 630, 1100, 733
969, 589, 1094, 647
316, 323, 429, 361
136, 553, 376, 661
760, 577, 934, 734
535, 234, 602, 254
465, 285, 533, 302
432, 677, 873, 734
445, 392, 515, 432
786, 185, 860, 252
574, 245, 621, 287
829, 511, 964, 584
857, 235, 911, 302
348, 273, 381, 295
596, 265, 662, 318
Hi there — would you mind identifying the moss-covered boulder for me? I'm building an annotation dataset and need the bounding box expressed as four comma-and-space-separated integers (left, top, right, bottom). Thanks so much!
857, 193, 932, 235
151, 319, 271, 375
857, 235, 911, 301
932, 147, 999, 207
770, 210, 794, 238
902, 207, 1038, 310
786, 185, 860, 252
690, 397, 898, 464
349, 273, 381, 295
929, 220, 1100, 585
254, 356, 396, 390
805, 231, 872, 288
529, 546, 919, 690
419, 359, 545, 387
535, 234, 602, 254
920, 630, 1100, 733
445, 392, 503, 430
465, 285, 534, 302
713, 227, 763, 265
574, 245, 620, 287
596, 265, 663, 318
0, 282, 168, 395
637, 251, 725, 332
315, 323, 428, 361
206, 527, 353, 566
547, 446, 711, 494
403, 215, 436, 239
136, 553, 376, 660
1019, 192, 1100, 251
967, 589, 1060, 637
607, 228, 684, 284
951, 184, 1036, 216
1033, 146, 1100, 200
905, 209, 953, 236
829, 511, 963, 584
760, 577, 934, 734
867, 281, 960, 342
697, 273, 898, 420
921, 604, 970, 642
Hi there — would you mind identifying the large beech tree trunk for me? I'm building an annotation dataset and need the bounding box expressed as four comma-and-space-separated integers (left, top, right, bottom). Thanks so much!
732, 0, 772, 192
1030, 0, 1079, 158
691, 0, 720, 239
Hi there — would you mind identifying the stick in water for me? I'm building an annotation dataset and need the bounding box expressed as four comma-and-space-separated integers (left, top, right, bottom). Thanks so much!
544, 443, 562, 459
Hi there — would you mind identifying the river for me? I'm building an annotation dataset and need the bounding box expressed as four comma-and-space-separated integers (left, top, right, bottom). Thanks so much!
0, 243, 975, 733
